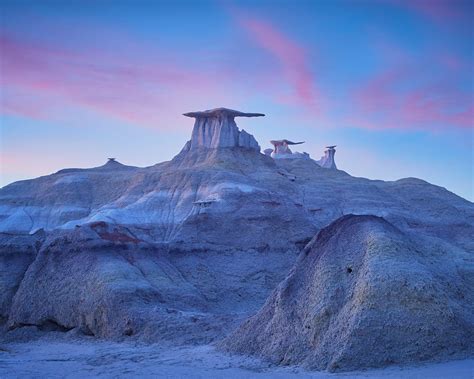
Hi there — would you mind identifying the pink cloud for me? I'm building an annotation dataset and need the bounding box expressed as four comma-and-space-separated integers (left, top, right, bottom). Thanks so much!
1, 89, 52, 121
351, 66, 473, 130
0, 34, 237, 128
231, 11, 321, 113
342, 28, 473, 131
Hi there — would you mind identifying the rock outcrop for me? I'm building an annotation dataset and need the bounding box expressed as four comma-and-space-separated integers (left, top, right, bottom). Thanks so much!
0, 108, 473, 372
266, 139, 312, 160
269, 139, 305, 158
181, 108, 263, 151
316, 145, 337, 169
0, 232, 42, 323
5, 221, 296, 343
219, 215, 474, 371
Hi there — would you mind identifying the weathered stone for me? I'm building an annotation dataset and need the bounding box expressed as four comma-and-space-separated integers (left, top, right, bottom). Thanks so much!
316, 145, 337, 169
182, 107, 263, 151
219, 215, 474, 371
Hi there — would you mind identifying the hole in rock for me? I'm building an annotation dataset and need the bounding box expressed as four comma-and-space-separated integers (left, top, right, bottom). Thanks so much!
346, 267, 353, 274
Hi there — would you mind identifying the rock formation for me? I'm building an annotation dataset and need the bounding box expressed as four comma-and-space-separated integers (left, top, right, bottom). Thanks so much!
220, 215, 474, 371
268, 139, 310, 159
180, 108, 263, 152
0, 107, 473, 372
316, 145, 337, 169
270, 140, 304, 155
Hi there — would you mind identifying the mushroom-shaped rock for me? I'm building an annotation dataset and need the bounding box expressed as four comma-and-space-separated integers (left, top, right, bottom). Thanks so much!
316, 145, 337, 169
182, 108, 263, 151
183, 108, 265, 118
269, 140, 308, 159
270, 140, 305, 155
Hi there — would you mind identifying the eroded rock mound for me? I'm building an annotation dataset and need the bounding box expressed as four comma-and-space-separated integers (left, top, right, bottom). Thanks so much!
1, 107, 473, 356
219, 215, 474, 371
5, 221, 296, 343
0, 232, 43, 323
6, 223, 191, 340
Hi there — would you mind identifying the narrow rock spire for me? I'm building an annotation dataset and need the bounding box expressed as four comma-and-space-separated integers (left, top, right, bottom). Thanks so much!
317, 145, 337, 169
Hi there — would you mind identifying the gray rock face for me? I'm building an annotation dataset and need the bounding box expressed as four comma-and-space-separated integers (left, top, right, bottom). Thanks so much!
6, 221, 295, 343
182, 108, 262, 151
0, 232, 42, 323
219, 215, 474, 371
6, 223, 209, 340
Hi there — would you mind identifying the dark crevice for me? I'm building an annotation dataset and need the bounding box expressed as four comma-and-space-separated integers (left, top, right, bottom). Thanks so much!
81, 324, 95, 336
13, 319, 73, 333
39, 319, 73, 332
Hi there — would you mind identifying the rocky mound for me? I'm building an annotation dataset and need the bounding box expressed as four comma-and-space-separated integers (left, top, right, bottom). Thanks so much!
219, 215, 474, 371
3, 221, 296, 343
7, 223, 186, 339
0, 232, 42, 323
0, 107, 473, 359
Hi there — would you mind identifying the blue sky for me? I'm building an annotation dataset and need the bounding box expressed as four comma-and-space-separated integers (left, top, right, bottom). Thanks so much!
1, 0, 473, 199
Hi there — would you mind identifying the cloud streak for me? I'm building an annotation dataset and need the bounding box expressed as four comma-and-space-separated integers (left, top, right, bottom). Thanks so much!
0, 34, 235, 127
350, 58, 473, 131
231, 10, 321, 113
1, 8, 471, 133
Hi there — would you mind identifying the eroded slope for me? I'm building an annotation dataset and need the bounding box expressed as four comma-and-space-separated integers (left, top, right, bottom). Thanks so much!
219, 215, 474, 371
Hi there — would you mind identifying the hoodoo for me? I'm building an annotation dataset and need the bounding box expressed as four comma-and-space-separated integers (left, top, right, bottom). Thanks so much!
268, 139, 310, 159
270, 140, 304, 156
180, 107, 264, 151
316, 145, 337, 169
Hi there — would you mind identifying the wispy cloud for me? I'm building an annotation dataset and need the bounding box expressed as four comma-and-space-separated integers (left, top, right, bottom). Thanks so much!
340, 28, 473, 131
350, 66, 473, 130
0, 34, 235, 127
231, 10, 321, 113
1, 7, 471, 134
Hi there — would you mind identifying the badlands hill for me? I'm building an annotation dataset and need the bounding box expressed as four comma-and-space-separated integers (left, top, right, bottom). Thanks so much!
0, 108, 473, 370
220, 215, 474, 371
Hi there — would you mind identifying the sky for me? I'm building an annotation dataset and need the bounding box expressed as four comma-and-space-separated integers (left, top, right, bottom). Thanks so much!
0, 0, 473, 200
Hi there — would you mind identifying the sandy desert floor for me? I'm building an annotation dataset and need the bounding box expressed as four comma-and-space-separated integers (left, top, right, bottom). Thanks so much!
0, 339, 473, 379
